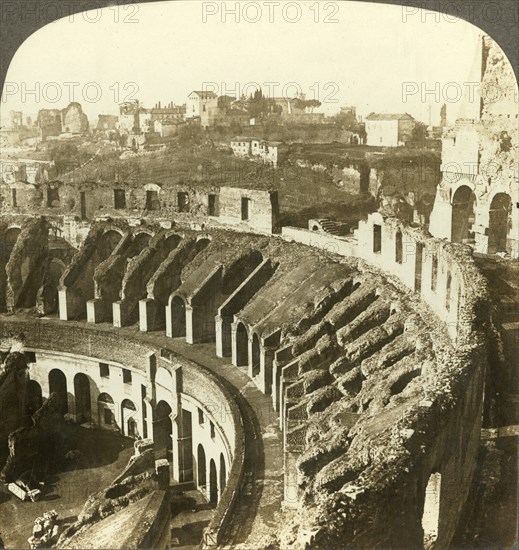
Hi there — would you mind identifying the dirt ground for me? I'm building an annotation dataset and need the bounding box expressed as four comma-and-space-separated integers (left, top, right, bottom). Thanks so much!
0, 427, 133, 549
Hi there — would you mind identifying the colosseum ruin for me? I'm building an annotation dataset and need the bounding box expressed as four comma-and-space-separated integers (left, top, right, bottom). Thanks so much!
0, 27, 517, 550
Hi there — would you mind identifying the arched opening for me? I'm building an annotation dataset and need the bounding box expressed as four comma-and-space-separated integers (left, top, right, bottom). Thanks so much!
170, 296, 186, 337
252, 333, 261, 377
122, 399, 137, 437
26, 380, 43, 416
74, 372, 91, 423
209, 458, 218, 504
48, 368, 68, 415
98, 230, 122, 261
132, 232, 151, 254
422, 472, 442, 549
236, 322, 249, 367
98, 392, 116, 429
395, 230, 403, 264
451, 186, 476, 243
154, 400, 173, 461
488, 193, 511, 254
41, 258, 66, 314
219, 453, 227, 493
197, 444, 207, 491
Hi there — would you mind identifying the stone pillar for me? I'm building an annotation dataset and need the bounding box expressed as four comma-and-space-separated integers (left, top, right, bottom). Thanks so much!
87, 298, 110, 324
230, 321, 239, 366
165, 302, 173, 337
185, 304, 195, 344
139, 298, 157, 332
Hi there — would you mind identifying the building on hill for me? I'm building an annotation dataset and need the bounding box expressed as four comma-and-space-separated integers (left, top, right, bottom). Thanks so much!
186, 91, 218, 128
365, 113, 416, 147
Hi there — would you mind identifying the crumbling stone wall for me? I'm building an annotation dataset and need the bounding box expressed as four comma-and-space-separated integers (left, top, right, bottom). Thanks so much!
5, 217, 49, 310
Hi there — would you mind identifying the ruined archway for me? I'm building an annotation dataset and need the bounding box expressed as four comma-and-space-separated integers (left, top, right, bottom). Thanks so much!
170, 295, 186, 337
236, 322, 249, 367
197, 444, 207, 491
252, 333, 261, 377
74, 372, 91, 423
154, 400, 173, 461
26, 379, 43, 416
98, 392, 116, 429
121, 399, 137, 437
209, 458, 218, 504
488, 193, 511, 254
451, 186, 476, 243
48, 368, 68, 415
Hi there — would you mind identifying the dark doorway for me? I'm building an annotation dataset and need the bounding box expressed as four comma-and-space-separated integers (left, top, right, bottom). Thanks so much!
114, 189, 126, 210
171, 296, 186, 337
49, 368, 68, 414
197, 444, 207, 491
154, 400, 173, 460
252, 333, 261, 377
488, 193, 511, 254
219, 453, 226, 493
236, 322, 249, 367
451, 186, 476, 243
209, 459, 218, 504
373, 224, 382, 253
74, 373, 91, 423
241, 197, 251, 221
208, 194, 219, 216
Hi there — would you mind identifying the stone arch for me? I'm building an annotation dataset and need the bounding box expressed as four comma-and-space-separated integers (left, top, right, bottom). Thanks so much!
422, 472, 442, 549
154, 400, 173, 460
197, 444, 207, 491
170, 295, 186, 337
74, 372, 91, 423
98, 229, 123, 261
251, 332, 261, 377
132, 231, 152, 254
49, 368, 68, 415
121, 398, 138, 437
488, 192, 511, 254
98, 392, 116, 428
219, 453, 227, 493
26, 379, 43, 416
209, 458, 218, 504
236, 322, 249, 367
451, 185, 476, 243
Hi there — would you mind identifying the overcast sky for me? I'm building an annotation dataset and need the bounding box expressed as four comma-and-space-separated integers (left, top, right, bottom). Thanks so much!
1, 0, 485, 125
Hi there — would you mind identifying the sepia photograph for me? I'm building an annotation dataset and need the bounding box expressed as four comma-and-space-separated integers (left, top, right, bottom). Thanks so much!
0, 0, 517, 548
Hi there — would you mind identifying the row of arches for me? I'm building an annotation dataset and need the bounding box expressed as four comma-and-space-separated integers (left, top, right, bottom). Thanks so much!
451, 186, 512, 254
197, 445, 227, 504
30, 370, 138, 437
